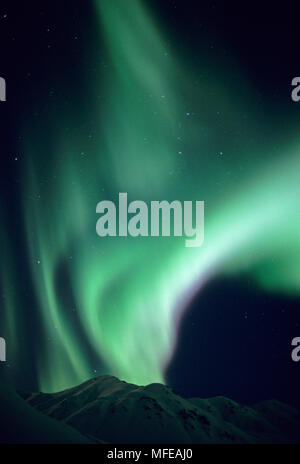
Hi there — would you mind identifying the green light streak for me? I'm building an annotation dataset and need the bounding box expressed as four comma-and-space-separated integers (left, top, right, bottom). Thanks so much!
10, 0, 300, 391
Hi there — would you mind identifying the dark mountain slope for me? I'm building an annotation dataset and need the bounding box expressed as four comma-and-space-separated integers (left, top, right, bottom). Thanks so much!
0, 385, 94, 444
22, 375, 300, 444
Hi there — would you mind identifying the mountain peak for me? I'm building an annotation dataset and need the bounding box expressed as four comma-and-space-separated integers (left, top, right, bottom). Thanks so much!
21, 375, 300, 444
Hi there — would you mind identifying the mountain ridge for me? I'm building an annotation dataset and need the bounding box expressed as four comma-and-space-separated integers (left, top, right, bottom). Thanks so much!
20, 375, 300, 444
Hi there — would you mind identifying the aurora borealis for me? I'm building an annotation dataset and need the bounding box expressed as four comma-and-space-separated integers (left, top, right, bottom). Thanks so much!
1, 0, 300, 401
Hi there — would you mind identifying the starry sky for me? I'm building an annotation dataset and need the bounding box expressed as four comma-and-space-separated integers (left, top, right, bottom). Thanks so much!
0, 0, 300, 407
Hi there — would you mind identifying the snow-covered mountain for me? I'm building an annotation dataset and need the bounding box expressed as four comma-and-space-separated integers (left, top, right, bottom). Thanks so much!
22, 375, 300, 443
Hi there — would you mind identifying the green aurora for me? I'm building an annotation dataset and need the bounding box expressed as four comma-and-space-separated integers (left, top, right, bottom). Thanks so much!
2, 0, 300, 392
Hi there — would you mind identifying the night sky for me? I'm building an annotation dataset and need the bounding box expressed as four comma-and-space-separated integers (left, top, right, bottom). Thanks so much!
0, 0, 300, 408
